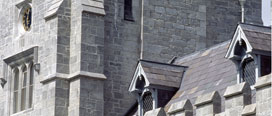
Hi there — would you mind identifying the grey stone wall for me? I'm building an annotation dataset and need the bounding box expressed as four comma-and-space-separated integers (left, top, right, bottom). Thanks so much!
142, 0, 262, 63
102, 0, 262, 115
0, 0, 264, 116
0, 0, 62, 116
68, 77, 104, 116
103, 0, 141, 115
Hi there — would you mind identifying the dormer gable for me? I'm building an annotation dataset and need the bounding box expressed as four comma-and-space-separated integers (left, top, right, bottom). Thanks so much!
225, 23, 271, 86
128, 60, 187, 116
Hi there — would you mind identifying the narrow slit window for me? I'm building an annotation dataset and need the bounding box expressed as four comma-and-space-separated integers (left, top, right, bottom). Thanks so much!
124, 0, 134, 21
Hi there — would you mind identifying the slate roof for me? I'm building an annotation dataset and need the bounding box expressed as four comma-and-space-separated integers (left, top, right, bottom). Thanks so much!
165, 41, 237, 111
139, 60, 187, 88
239, 23, 271, 53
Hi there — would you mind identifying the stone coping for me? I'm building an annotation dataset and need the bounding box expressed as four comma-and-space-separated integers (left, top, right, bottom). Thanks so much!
44, 0, 106, 20
241, 104, 256, 116
167, 99, 192, 114
15, 0, 31, 8
144, 108, 166, 116
254, 74, 271, 89
215, 112, 226, 116
40, 71, 107, 83
44, 0, 64, 19
4, 46, 38, 64
195, 91, 220, 107
223, 82, 250, 98
81, 0, 106, 15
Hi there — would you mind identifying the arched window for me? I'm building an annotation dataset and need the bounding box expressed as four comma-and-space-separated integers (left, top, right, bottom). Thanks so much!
13, 68, 19, 113
11, 63, 35, 114
241, 58, 255, 86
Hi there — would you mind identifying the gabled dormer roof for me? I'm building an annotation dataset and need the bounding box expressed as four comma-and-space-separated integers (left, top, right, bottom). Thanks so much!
128, 60, 187, 93
225, 23, 271, 59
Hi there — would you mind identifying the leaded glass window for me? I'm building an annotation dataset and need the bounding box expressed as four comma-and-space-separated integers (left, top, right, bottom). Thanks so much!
241, 59, 255, 86
143, 92, 153, 114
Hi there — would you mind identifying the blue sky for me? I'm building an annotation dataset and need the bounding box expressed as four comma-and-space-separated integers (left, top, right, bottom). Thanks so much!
262, 0, 271, 26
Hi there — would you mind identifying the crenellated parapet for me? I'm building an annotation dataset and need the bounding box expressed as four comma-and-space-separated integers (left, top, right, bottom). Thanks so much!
168, 99, 193, 116
223, 82, 252, 116
144, 74, 271, 116
254, 74, 271, 116
195, 91, 221, 116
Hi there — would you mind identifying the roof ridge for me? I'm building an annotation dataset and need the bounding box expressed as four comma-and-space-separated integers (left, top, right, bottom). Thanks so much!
239, 22, 271, 29
140, 59, 188, 68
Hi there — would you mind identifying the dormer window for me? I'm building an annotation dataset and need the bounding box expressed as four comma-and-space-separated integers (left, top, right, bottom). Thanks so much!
128, 60, 186, 116
225, 24, 271, 86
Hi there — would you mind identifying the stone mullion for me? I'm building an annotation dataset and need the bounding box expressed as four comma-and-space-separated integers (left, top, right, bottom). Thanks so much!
150, 89, 158, 110
10, 68, 15, 114
25, 63, 30, 110
138, 96, 143, 116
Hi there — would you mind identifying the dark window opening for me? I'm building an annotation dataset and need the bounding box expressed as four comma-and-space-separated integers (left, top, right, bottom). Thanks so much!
157, 90, 175, 108
242, 59, 255, 86
136, 75, 145, 91
142, 92, 153, 114
234, 40, 247, 56
261, 55, 271, 76
124, 0, 134, 21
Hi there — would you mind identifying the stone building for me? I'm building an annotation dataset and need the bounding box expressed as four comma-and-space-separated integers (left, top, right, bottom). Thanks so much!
130, 23, 271, 116
0, 0, 269, 116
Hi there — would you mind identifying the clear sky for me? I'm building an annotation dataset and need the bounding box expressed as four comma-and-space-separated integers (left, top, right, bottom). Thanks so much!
262, 0, 271, 26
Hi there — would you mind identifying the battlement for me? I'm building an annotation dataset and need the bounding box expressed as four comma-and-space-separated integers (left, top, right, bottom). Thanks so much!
145, 74, 271, 116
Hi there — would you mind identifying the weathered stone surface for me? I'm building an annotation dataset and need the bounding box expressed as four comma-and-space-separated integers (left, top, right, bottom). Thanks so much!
224, 82, 252, 116
224, 82, 251, 98
254, 74, 271, 89
242, 104, 256, 116
195, 91, 221, 107
255, 74, 271, 116
144, 108, 166, 116
195, 91, 221, 116
168, 99, 193, 114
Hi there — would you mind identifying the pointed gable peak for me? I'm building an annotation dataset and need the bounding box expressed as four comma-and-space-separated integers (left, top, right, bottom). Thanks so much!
225, 23, 271, 59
